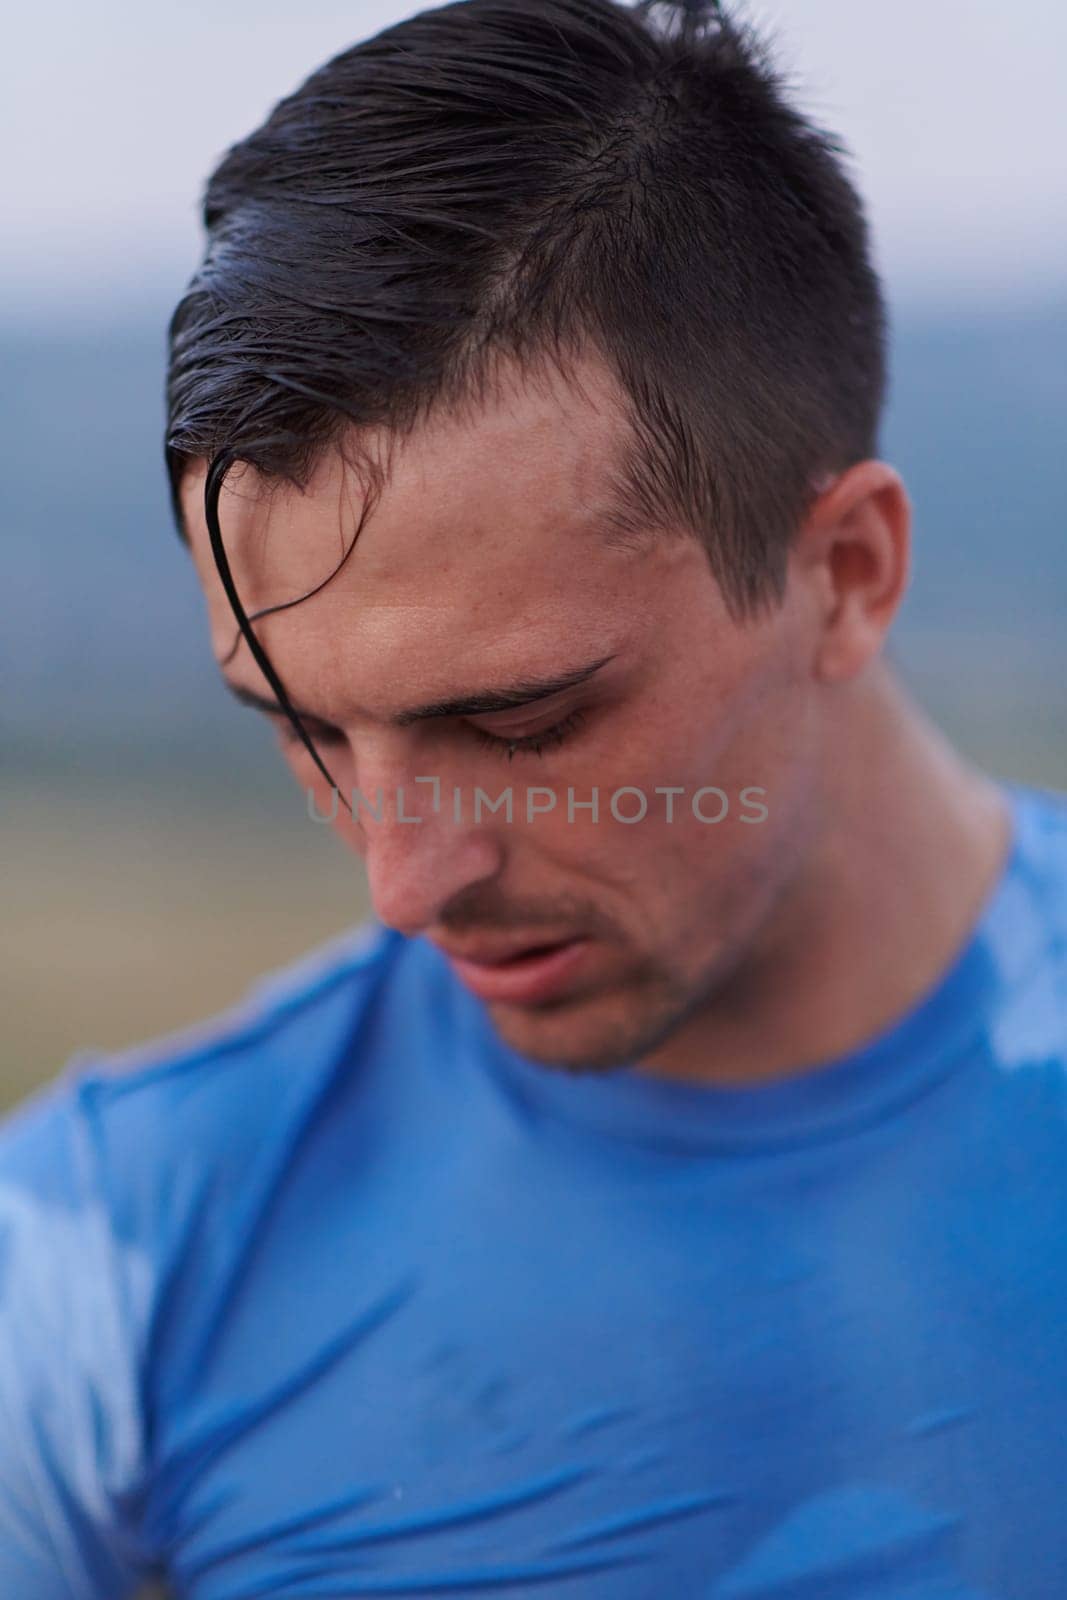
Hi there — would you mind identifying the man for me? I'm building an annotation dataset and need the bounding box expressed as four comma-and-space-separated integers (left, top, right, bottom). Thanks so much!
2, 0, 1065, 1594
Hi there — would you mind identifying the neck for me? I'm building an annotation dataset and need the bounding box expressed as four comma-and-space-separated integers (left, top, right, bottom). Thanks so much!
639, 661, 1013, 1086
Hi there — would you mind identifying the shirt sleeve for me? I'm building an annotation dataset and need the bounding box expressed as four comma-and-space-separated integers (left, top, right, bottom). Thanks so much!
0, 1073, 153, 1598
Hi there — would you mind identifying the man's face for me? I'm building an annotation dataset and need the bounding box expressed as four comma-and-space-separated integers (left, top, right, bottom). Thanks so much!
182, 356, 825, 1075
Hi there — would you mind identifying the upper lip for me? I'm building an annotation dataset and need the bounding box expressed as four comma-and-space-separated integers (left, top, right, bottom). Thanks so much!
433, 935, 578, 966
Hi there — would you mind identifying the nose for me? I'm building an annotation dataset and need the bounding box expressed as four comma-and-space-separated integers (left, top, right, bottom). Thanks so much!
358, 776, 506, 938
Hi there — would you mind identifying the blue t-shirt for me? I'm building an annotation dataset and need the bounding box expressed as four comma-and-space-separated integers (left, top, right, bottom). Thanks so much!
2, 778, 1066, 1599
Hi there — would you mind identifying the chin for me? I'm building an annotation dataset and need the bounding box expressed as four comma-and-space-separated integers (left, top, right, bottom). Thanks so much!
485, 987, 682, 1075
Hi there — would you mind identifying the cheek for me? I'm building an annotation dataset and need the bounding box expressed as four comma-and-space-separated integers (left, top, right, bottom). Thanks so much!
632, 807, 790, 973
279, 742, 365, 852
524, 764, 794, 929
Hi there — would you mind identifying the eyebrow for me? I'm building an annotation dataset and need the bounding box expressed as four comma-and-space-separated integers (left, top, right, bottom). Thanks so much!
224, 653, 617, 730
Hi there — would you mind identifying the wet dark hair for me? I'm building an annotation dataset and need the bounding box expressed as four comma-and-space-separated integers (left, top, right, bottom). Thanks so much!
164, 0, 886, 783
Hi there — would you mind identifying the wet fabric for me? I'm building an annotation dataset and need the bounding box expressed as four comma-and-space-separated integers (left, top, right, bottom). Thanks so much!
2, 779, 1066, 1599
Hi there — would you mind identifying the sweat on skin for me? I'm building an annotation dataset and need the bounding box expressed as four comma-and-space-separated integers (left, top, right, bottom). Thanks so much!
180, 350, 1010, 1086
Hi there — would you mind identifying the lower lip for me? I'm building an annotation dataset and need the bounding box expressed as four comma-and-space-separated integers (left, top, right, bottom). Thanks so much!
446, 939, 592, 1005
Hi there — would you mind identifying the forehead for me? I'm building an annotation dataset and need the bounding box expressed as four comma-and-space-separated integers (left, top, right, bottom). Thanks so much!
179, 359, 694, 707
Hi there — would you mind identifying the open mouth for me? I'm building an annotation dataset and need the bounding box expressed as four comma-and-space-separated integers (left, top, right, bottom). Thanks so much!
444, 937, 592, 1005
479, 940, 572, 966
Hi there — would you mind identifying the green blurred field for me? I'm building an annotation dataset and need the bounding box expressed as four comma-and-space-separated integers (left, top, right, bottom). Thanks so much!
1, 760, 371, 1114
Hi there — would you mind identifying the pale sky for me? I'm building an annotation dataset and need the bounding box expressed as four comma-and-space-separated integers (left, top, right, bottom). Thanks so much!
4, 0, 1065, 324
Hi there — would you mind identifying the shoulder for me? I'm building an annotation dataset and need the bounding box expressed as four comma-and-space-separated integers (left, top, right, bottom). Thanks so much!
0, 922, 453, 1581
1, 918, 435, 1212
0, 920, 453, 1290
1012, 780, 1067, 903
981, 780, 1067, 1073
998, 781, 1067, 959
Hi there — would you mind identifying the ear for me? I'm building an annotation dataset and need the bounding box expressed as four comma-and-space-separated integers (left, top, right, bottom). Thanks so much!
793, 460, 912, 683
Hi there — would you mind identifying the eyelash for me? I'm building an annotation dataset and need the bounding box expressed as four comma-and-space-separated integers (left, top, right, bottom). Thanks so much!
471, 709, 587, 761
278, 708, 588, 761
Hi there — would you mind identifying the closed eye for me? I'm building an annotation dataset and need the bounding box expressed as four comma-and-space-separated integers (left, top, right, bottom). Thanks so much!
275, 707, 589, 760
469, 709, 587, 760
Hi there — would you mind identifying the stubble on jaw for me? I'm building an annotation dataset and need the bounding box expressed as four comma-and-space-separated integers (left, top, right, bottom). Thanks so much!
478, 949, 711, 1075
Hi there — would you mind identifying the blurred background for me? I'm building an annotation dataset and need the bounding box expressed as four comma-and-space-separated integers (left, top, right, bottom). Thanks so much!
2, 0, 1065, 1116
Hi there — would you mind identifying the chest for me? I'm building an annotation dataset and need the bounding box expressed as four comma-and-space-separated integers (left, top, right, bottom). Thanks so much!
139, 1163, 1067, 1597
